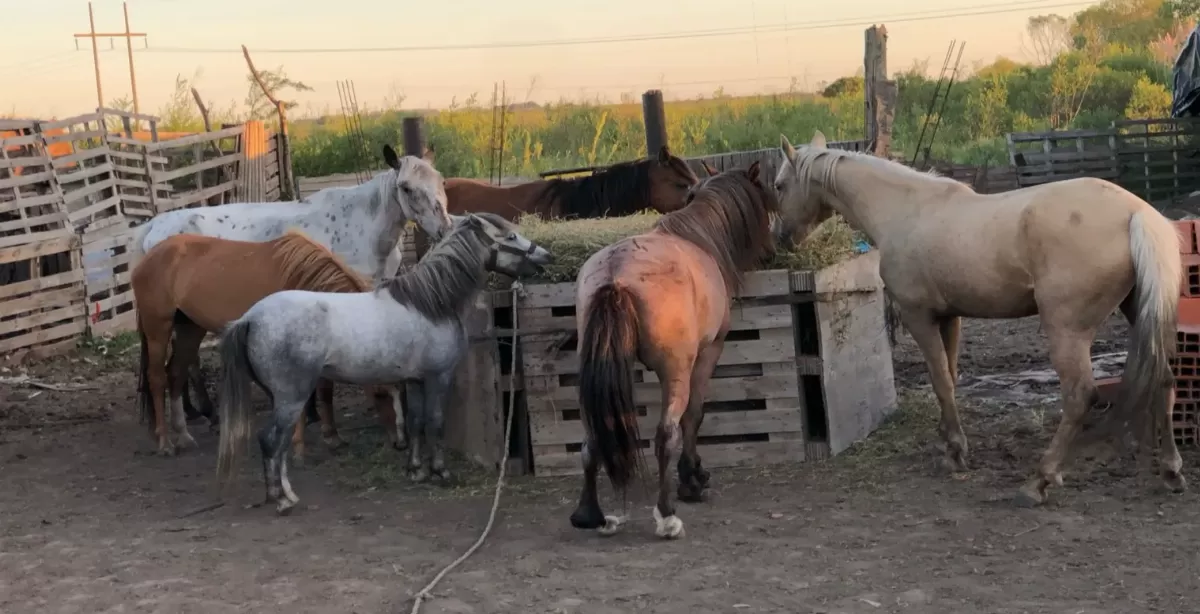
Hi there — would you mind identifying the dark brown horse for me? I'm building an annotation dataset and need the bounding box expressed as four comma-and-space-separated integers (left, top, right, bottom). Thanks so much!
445, 146, 706, 221
568, 162, 778, 540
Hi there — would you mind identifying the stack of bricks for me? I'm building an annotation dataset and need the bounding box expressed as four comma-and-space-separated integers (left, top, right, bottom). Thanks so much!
1173, 220, 1200, 445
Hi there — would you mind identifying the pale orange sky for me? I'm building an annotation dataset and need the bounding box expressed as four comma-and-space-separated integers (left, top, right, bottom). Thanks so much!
0, 0, 1101, 118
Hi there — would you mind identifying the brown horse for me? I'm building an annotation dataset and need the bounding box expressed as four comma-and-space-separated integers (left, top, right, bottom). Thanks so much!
445, 146, 706, 221
131, 230, 403, 462
568, 162, 778, 540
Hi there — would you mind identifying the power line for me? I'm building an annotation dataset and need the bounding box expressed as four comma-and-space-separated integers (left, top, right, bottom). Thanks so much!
135, 0, 1096, 55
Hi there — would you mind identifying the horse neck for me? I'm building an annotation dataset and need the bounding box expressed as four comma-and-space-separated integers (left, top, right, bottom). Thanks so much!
546, 170, 645, 218
825, 156, 968, 244
409, 234, 489, 313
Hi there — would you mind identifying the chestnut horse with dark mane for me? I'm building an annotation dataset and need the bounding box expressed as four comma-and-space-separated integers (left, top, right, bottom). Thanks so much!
131, 230, 402, 463
446, 146, 710, 220
568, 161, 778, 540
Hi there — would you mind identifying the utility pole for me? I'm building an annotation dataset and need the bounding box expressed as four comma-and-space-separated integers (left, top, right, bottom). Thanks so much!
74, 2, 147, 117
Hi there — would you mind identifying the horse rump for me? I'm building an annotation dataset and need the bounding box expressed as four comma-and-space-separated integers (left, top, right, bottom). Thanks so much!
579, 284, 644, 489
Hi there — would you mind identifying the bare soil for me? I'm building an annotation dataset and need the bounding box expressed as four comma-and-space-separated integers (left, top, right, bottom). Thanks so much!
4, 314, 1200, 614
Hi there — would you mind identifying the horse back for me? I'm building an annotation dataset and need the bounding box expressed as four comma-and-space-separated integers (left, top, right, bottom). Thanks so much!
445, 178, 549, 220
576, 232, 729, 363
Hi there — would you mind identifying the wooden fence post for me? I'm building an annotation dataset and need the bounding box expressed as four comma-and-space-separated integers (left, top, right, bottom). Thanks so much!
402, 116, 431, 259
864, 25, 891, 156
642, 89, 668, 157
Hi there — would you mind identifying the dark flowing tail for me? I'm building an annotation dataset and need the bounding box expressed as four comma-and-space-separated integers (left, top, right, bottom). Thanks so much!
135, 313, 155, 435
216, 318, 256, 485
578, 284, 643, 489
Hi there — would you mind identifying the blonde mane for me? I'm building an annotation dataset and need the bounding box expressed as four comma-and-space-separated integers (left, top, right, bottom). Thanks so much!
271, 229, 370, 293
788, 146, 968, 202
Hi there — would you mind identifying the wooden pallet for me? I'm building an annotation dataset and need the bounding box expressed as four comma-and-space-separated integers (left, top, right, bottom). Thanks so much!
518, 270, 815, 476
1, 235, 86, 363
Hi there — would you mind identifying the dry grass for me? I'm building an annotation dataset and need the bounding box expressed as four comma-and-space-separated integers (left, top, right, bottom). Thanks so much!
507, 212, 859, 284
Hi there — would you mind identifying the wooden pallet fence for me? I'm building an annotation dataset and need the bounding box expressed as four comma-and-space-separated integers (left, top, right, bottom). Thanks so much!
1007, 128, 1119, 189
1112, 118, 1200, 206
511, 251, 896, 477
0, 122, 73, 251
145, 125, 244, 213
80, 223, 137, 336
0, 235, 87, 363
443, 292, 510, 471
686, 138, 867, 197
43, 112, 127, 235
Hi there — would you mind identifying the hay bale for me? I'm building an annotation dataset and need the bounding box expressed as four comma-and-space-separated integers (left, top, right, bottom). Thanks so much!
494, 212, 859, 286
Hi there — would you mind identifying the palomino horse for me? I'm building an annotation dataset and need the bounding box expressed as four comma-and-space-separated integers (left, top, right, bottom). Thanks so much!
569, 163, 778, 539
445, 146, 704, 221
133, 145, 452, 429
216, 213, 554, 515
131, 230, 403, 461
775, 130, 1184, 506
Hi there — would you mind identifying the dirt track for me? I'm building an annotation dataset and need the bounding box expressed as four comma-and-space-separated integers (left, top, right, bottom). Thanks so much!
4, 314, 1200, 614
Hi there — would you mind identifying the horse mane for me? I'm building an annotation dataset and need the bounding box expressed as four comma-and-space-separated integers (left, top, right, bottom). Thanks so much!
541, 156, 694, 218
789, 146, 968, 203
653, 170, 779, 293
384, 217, 489, 322
270, 229, 370, 293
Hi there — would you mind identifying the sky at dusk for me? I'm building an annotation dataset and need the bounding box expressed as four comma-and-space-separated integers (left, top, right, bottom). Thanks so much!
0, 0, 1101, 118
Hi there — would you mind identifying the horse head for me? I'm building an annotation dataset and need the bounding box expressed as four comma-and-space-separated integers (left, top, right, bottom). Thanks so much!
644, 145, 700, 214
774, 131, 835, 247
461, 212, 554, 278
382, 144, 454, 241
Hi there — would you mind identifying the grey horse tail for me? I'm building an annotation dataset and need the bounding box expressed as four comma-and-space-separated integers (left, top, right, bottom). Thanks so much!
216, 317, 256, 486
578, 283, 644, 491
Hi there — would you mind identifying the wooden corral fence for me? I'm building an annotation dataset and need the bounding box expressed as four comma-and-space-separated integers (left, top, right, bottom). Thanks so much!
1, 109, 287, 363
446, 252, 897, 477
1007, 117, 1200, 206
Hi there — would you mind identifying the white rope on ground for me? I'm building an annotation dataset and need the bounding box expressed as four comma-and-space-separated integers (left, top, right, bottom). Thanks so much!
408, 280, 524, 614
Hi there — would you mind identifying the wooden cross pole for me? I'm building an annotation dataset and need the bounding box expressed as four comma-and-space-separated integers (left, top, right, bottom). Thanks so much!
73, 2, 147, 118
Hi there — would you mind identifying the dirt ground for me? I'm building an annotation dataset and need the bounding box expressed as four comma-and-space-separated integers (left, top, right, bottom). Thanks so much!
4, 314, 1200, 614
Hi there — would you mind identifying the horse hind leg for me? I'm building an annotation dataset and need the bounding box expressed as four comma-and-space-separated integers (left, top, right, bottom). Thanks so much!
653, 370, 692, 540
405, 382, 430, 483
315, 379, 347, 452
678, 339, 724, 503
902, 309, 969, 472
143, 317, 175, 456
1017, 326, 1096, 506
166, 317, 206, 451
261, 397, 308, 515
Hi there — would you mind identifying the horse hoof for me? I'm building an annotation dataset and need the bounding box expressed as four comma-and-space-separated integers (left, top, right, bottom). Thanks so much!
677, 483, 708, 504
408, 468, 430, 483
653, 511, 685, 540
276, 499, 297, 516
597, 515, 624, 537
392, 439, 410, 452
569, 505, 606, 530
1014, 483, 1047, 508
156, 444, 176, 457
1163, 470, 1188, 494
324, 436, 348, 452
175, 434, 197, 451
432, 468, 452, 485
694, 467, 711, 487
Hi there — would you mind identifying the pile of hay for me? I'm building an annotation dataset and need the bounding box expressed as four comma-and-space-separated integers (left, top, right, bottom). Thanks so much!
502, 211, 860, 284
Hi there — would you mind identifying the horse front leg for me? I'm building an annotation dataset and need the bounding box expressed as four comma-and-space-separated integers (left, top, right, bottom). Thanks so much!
425, 371, 455, 484
405, 381, 429, 482
370, 385, 407, 451
678, 338, 723, 503
901, 309, 969, 472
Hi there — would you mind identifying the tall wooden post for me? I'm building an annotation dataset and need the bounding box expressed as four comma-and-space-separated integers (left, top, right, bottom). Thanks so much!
402, 116, 431, 258
642, 89, 668, 157
402, 116, 427, 158
864, 25, 894, 158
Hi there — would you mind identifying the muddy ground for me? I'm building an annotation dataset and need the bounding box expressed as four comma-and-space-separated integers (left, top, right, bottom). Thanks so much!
4, 314, 1200, 614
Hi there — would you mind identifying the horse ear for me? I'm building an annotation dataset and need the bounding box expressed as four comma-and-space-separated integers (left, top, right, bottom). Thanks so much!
382, 144, 401, 170
747, 160, 761, 184
423, 143, 436, 164
779, 134, 797, 160
701, 160, 719, 177
810, 130, 827, 148
657, 145, 671, 164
